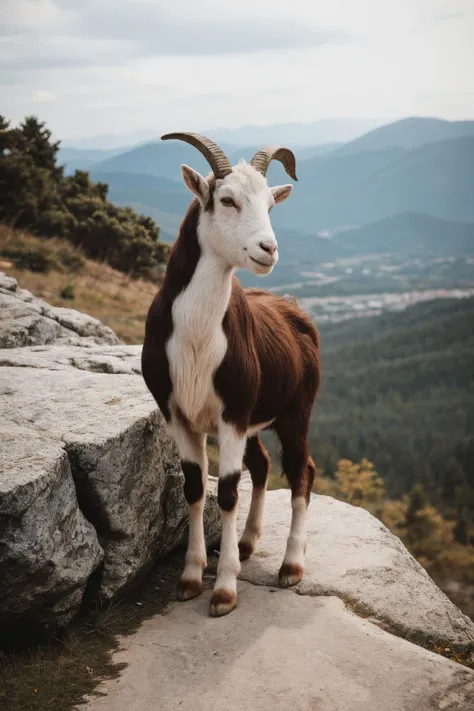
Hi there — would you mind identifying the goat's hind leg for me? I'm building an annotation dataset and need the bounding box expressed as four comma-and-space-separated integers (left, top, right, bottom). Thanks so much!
170, 416, 208, 601
274, 418, 315, 588
238, 435, 270, 561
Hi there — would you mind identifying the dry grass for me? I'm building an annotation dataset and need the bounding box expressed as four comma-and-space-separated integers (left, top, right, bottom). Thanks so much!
0, 226, 161, 344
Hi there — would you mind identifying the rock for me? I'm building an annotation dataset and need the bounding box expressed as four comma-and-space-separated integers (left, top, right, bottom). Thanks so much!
0, 344, 221, 637
82, 582, 474, 711
0, 427, 103, 637
0, 272, 118, 347
236, 475, 474, 650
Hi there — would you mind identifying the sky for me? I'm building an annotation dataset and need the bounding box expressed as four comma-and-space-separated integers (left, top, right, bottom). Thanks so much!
1, 0, 474, 141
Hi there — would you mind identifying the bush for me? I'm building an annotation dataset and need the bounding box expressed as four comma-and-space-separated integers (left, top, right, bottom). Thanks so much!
60, 284, 75, 300
2, 242, 54, 272
56, 247, 84, 272
0, 226, 85, 275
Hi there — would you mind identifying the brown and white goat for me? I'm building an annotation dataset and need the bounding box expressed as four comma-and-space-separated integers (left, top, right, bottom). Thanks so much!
142, 133, 320, 617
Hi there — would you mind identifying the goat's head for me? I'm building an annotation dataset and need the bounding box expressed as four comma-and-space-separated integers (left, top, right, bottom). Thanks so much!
162, 132, 297, 275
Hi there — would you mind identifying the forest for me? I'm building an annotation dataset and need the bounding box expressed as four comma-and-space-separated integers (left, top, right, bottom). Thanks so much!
0, 115, 168, 278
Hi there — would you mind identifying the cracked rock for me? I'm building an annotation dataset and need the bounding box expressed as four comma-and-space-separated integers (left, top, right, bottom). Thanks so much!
0, 272, 118, 347
0, 427, 104, 638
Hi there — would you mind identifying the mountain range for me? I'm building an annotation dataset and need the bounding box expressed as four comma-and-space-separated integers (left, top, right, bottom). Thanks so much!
333, 213, 474, 258
58, 116, 474, 264
61, 118, 383, 151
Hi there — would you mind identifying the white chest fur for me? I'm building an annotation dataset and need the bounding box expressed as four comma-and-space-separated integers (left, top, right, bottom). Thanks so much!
166, 255, 231, 432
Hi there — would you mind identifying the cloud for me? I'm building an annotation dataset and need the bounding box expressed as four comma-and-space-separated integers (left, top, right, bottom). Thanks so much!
1, 0, 472, 139
0, 0, 356, 71
31, 90, 57, 103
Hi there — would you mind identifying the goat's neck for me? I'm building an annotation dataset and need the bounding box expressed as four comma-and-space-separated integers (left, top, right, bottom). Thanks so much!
163, 200, 234, 338
176, 250, 233, 341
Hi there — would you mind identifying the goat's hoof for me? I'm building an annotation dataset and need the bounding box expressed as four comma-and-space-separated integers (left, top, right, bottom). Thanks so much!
176, 578, 203, 601
209, 589, 237, 617
278, 562, 303, 588
238, 539, 254, 561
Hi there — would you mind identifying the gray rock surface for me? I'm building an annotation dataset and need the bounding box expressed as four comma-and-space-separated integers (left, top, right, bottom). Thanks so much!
237, 475, 474, 650
0, 272, 118, 347
82, 584, 474, 711
0, 344, 221, 636
0, 427, 103, 635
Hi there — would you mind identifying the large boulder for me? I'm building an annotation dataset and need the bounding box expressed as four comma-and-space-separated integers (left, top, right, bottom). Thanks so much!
0, 272, 118, 347
0, 344, 221, 638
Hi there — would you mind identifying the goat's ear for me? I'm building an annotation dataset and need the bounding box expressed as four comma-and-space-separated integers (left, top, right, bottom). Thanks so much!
180, 164, 210, 205
271, 184, 293, 205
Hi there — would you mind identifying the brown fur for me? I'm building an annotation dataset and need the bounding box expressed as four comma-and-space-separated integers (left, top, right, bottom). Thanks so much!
181, 461, 204, 504
217, 472, 241, 511
244, 436, 271, 490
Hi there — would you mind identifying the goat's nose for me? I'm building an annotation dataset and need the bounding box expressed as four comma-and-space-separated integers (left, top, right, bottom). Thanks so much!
259, 240, 277, 255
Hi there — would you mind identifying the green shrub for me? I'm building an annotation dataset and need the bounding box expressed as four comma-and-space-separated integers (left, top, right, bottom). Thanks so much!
2, 243, 54, 272
56, 247, 84, 272
60, 284, 75, 300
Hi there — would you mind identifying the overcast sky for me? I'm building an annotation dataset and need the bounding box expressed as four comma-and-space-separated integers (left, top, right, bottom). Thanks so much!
1, 0, 473, 140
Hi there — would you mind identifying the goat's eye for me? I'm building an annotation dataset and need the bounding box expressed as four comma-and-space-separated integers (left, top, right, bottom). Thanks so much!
221, 196, 236, 207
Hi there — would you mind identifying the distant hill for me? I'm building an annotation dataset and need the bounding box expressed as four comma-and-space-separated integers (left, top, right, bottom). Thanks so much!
63, 120, 379, 152
58, 146, 126, 173
91, 141, 231, 182
334, 117, 474, 156
332, 213, 474, 257
206, 119, 383, 146
275, 137, 474, 232
94, 171, 189, 215
294, 143, 342, 160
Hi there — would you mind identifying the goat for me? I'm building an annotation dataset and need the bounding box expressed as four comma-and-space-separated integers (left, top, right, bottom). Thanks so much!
142, 133, 320, 617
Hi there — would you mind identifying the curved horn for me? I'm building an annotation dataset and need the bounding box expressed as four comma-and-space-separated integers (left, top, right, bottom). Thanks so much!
161, 132, 232, 180
250, 146, 298, 181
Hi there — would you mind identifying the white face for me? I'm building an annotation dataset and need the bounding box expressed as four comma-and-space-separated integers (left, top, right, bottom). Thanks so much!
181, 162, 293, 276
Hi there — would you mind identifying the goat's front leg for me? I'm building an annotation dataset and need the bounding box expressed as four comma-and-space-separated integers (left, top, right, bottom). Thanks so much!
210, 421, 247, 617
170, 415, 208, 601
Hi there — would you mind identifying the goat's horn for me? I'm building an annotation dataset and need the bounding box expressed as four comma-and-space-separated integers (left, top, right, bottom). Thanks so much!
250, 146, 298, 181
161, 132, 232, 180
